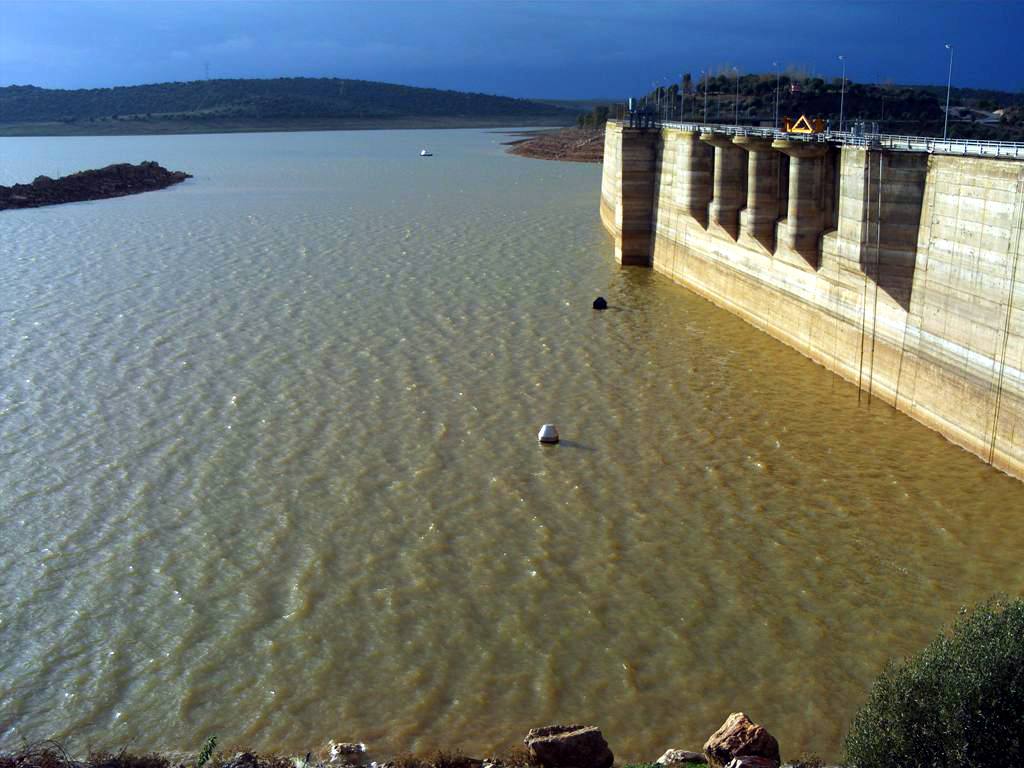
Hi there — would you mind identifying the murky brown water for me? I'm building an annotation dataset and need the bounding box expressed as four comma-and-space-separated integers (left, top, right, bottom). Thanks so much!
1, 129, 1022, 762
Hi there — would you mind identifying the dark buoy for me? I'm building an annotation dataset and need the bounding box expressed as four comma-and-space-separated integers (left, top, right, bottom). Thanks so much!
592, 296, 608, 310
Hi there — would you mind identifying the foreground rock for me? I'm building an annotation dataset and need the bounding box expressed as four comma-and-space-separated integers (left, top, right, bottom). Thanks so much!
657, 749, 707, 764
524, 724, 614, 768
222, 754, 262, 768
0, 161, 192, 210
703, 713, 780, 768
327, 742, 367, 764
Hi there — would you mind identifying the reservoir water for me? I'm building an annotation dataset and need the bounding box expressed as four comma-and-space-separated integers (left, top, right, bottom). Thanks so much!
1, 129, 1022, 761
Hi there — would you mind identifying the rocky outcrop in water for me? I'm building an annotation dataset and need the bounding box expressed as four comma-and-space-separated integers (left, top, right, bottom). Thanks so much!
0, 161, 191, 210
505, 128, 604, 163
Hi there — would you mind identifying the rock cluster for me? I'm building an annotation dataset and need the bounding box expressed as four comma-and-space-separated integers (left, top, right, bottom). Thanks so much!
0, 714, 833, 768
509, 714, 802, 768
311, 712, 831, 768
0, 161, 191, 210
514, 715, 786, 768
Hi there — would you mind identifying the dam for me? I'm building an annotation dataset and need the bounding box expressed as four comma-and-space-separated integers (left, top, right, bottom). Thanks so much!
601, 120, 1024, 481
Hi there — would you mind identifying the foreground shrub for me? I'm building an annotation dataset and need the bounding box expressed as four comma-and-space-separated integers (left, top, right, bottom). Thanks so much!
844, 596, 1024, 767
390, 755, 425, 768
0, 743, 80, 768
426, 751, 478, 768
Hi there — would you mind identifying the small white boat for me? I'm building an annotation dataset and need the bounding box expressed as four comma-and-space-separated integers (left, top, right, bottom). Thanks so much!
420, 149, 433, 157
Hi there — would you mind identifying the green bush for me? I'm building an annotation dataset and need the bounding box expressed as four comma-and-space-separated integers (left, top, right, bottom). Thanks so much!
195, 737, 217, 768
845, 597, 1024, 767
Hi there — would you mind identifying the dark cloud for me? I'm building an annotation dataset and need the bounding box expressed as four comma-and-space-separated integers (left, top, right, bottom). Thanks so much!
2, 0, 1021, 96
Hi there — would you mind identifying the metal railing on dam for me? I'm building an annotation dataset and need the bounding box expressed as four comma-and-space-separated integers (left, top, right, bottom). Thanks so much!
619, 119, 1024, 159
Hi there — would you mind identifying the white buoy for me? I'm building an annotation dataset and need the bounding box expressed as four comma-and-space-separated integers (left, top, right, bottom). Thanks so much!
538, 424, 559, 444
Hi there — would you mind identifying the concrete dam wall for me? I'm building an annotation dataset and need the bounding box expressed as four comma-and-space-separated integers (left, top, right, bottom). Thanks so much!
600, 122, 1024, 480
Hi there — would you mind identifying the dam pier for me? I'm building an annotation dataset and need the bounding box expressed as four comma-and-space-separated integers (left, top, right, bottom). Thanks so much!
601, 120, 1024, 480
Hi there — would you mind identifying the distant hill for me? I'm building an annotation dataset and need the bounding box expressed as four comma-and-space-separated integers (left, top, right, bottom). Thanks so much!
898, 84, 1024, 110
0, 77, 577, 135
534, 97, 624, 112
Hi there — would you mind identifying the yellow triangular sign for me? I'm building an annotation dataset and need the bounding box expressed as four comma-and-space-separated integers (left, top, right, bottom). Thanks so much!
789, 114, 815, 134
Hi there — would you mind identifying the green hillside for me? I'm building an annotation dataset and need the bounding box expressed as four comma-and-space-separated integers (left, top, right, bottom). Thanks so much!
0, 77, 576, 134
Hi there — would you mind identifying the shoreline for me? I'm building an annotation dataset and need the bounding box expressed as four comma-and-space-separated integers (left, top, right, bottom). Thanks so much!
504, 127, 604, 163
0, 116, 573, 138
0, 715, 834, 768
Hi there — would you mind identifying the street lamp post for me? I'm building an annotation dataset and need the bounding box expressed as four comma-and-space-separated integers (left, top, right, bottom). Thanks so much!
702, 68, 709, 124
943, 43, 954, 140
773, 61, 780, 130
838, 55, 846, 132
679, 73, 685, 122
733, 66, 740, 126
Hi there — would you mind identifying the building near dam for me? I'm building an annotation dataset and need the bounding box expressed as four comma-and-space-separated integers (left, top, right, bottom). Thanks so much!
601, 120, 1024, 481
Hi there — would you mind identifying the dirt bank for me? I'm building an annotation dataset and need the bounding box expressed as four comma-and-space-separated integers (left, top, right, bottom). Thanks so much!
505, 127, 604, 163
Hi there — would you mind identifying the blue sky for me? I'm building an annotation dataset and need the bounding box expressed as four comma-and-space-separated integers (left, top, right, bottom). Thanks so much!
2, 0, 1022, 98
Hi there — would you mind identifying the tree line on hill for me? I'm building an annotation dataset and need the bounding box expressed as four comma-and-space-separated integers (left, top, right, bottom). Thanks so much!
576, 105, 610, 128
0, 78, 575, 125
631, 72, 1024, 140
